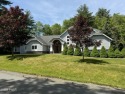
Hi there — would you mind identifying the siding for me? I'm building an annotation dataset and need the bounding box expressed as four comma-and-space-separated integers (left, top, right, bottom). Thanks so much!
88, 35, 111, 50
60, 31, 75, 46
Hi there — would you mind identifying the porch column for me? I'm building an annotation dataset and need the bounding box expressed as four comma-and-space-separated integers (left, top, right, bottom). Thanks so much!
50, 43, 53, 53
61, 42, 64, 52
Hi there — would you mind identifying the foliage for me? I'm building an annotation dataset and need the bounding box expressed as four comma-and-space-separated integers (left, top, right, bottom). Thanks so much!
84, 47, 90, 57
77, 4, 94, 26
62, 43, 68, 55
61, 18, 75, 33
74, 45, 82, 56
0, 6, 34, 55
68, 14, 100, 60
108, 45, 115, 58
51, 23, 61, 35
42, 24, 52, 35
114, 48, 123, 58
90, 46, 100, 57
96, 8, 110, 18
67, 44, 74, 55
100, 46, 108, 58
121, 48, 125, 58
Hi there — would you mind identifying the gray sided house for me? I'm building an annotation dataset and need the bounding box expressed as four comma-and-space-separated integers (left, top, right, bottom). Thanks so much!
14, 28, 112, 54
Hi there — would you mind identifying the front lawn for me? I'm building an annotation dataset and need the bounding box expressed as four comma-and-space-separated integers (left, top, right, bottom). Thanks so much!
0, 54, 125, 89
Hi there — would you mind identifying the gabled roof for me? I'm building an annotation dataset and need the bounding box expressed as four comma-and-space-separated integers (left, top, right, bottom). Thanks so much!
40, 35, 60, 45
60, 27, 112, 41
27, 35, 61, 45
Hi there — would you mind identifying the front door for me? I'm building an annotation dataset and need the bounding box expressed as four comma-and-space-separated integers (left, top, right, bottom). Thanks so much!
53, 40, 61, 53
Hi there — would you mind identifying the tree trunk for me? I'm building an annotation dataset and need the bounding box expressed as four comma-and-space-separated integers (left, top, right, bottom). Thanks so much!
11, 47, 14, 57
82, 47, 84, 61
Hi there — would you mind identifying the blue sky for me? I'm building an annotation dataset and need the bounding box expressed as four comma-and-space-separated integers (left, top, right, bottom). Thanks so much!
10, 0, 125, 25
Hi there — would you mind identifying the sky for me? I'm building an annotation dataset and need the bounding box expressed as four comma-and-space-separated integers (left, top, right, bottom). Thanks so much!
10, 0, 125, 25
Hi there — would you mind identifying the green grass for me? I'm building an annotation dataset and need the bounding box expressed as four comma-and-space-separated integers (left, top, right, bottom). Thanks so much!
0, 54, 125, 89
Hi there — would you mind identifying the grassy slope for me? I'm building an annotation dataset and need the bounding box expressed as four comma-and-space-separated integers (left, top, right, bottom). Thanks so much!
0, 54, 125, 89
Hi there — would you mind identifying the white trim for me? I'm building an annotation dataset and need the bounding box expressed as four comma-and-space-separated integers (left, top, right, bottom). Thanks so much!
26, 38, 47, 46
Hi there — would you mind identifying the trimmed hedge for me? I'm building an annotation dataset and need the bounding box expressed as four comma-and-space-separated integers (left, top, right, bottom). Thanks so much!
100, 46, 108, 58
108, 45, 115, 58
74, 46, 82, 56
84, 47, 90, 57
67, 44, 74, 55
114, 48, 123, 58
62, 43, 68, 55
90, 46, 99, 57
121, 48, 125, 58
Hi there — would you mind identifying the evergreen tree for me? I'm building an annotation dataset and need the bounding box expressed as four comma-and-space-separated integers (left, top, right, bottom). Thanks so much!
84, 47, 90, 57
108, 45, 115, 58
114, 48, 123, 58
121, 48, 125, 58
74, 45, 82, 56
62, 43, 68, 55
77, 4, 94, 26
67, 44, 74, 55
0, 0, 12, 11
100, 46, 108, 58
90, 46, 100, 57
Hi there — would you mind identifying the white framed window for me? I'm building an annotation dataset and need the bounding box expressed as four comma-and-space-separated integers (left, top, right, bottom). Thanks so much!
32, 45, 37, 50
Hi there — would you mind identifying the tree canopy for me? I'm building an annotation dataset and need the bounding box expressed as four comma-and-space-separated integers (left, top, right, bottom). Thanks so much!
0, 6, 34, 55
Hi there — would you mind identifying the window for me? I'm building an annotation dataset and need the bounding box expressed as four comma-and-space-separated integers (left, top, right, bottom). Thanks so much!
67, 36, 69, 38
32, 45, 37, 50
67, 39, 69, 41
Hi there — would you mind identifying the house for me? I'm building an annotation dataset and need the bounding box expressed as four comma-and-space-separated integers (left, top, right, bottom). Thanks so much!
14, 28, 112, 54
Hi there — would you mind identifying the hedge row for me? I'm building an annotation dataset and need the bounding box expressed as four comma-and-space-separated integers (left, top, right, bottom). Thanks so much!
62, 44, 125, 58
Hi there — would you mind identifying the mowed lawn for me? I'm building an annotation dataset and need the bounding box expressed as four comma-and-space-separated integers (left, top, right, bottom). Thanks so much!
0, 54, 125, 89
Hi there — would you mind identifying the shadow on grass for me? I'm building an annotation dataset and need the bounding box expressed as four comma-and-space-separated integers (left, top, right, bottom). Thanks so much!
77, 58, 109, 64
7, 54, 42, 60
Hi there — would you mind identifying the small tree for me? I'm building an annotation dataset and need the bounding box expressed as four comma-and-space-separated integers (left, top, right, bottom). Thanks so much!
74, 45, 82, 56
108, 45, 115, 58
121, 48, 125, 58
90, 46, 100, 57
67, 44, 74, 55
84, 47, 90, 57
114, 48, 123, 58
68, 15, 100, 61
62, 43, 68, 55
100, 46, 108, 58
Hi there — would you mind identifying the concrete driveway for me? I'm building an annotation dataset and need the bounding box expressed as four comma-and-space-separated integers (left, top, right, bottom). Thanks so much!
0, 70, 125, 94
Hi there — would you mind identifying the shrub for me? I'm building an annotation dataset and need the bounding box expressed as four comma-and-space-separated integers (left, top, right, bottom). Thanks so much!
62, 43, 68, 55
67, 44, 74, 55
100, 46, 108, 58
121, 48, 125, 58
74, 45, 82, 56
84, 47, 90, 57
114, 48, 123, 58
90, 46, 99, 57
108, 45, 115, 58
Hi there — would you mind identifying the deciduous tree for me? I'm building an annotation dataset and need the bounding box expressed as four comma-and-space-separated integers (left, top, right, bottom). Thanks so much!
68, 15, 100, 61
0, 6, 34, 56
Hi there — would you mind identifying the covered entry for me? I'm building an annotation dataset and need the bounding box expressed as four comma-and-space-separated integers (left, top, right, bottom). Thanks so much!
49, 38, 64, 53
52, 40, 61, 53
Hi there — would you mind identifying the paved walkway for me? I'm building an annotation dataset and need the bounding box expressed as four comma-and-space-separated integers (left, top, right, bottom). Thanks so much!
0, 70, 125, 94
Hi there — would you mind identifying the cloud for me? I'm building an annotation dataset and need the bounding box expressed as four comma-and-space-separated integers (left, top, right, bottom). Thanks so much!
10, 0, 125, 25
